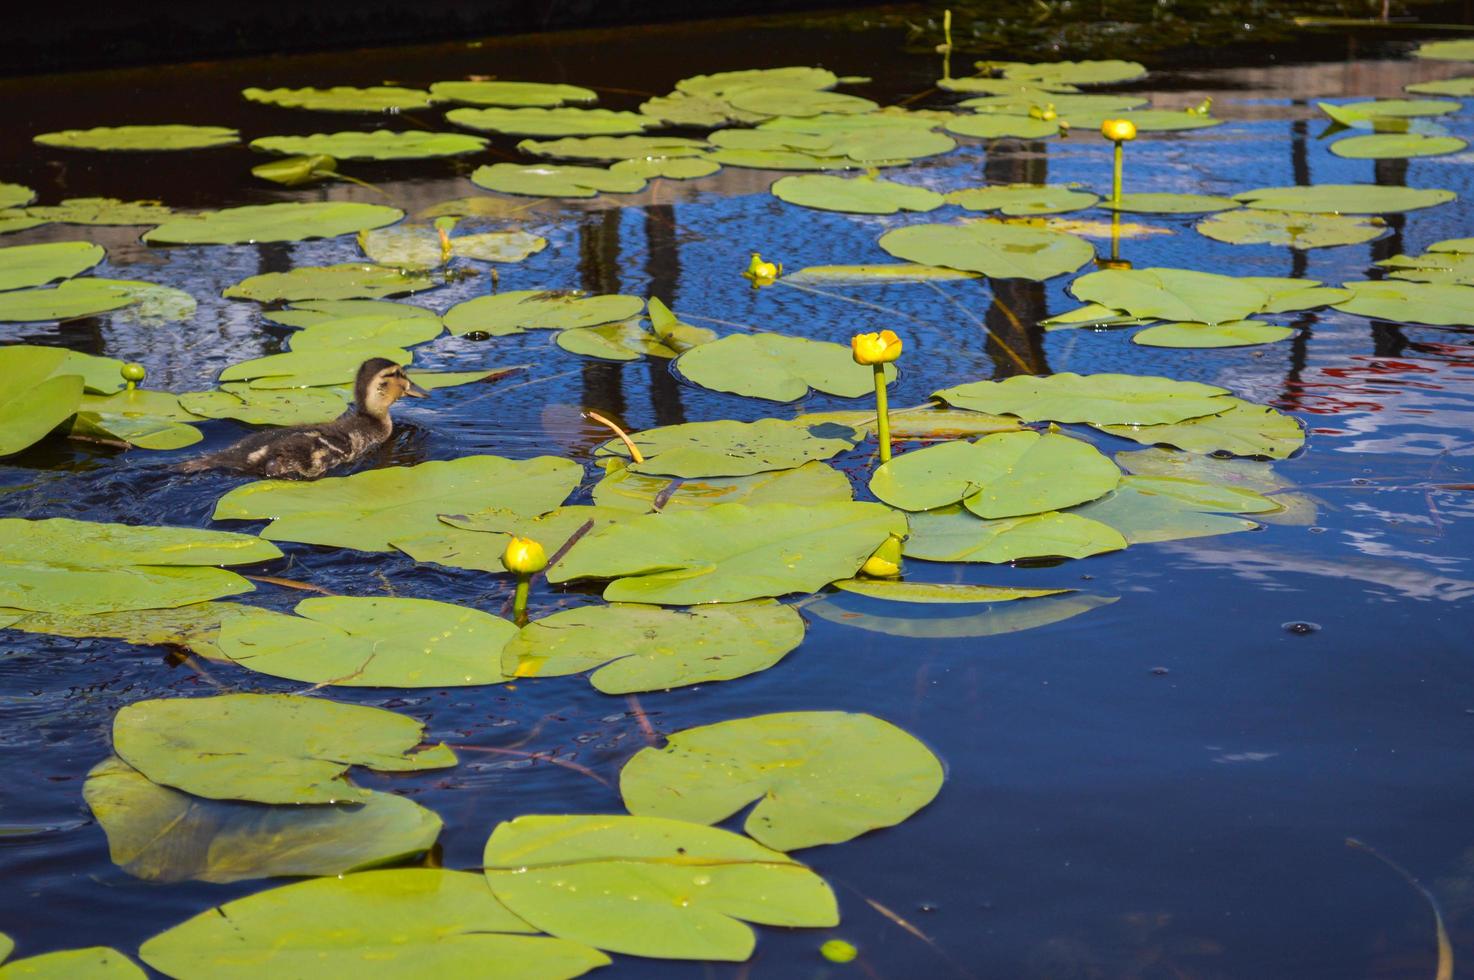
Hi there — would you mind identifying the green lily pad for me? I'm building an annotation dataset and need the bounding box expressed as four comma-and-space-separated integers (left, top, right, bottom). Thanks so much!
1406, 76, 1474, 96
639, 90, 762, 127
958, 92, 1148, 126
946, 184, 1098, 215
83, 756, 442, 884
113, 693, 456, 805
902, 506, 1128, 563
1098, 192, 1240, 214
0, 279, 138, 321
1069, 475, 1266, 544
242, 86, 436, 112
934, 371, 1230, 426
109, 281, 198, 324
1041, 303, 1151, 330
214, 454, 581, 552
939, 77, 1078, 95
802, 406, 1022, 438
251, 131, 488, 160
34, 125, 239, 151
429, 80, 598, 106
556, 318, 675, 361
444, 290, 643, 337
0, 947, 144, 978
141, 868, 609, 979
23, 198, 173, 225
1093, 398, 1304, 458
945, 114, 1058, 139
728, 87, 878, 117
1114, 109, 1223, 131
599, 418, 858, 478
219, 596, 517, 688
1195, 208, 1385, 248
1242, 277, 1353, 313
447, 106, 655, 136
997, 59, 1147, 86
1132, 320, 1293, 348
287, 313, 442, 352
805, 590, 1115, 638
673, 332, 896, 401
1115, 448, 1316, 525
782, 263, 979, 283
831, 580, 1069, 603
0, 241, 104, 292
1332, 279, 1474, 325
0, 517, 280, 615
470, 162, 647, 198
1414, 39, 1474, 60
358, 226, 547, 269
484, 814, 837, 961
219, 346, 412, 388
0, 346, 83, 457
392, 504, 628, 574
608, 156, 721, 179
1376, 250, 1474, 285
179, 384, 348, 426
505, 600, 804, 694
592, 460, 853, 513
1071, 267, 1268, 324
771, 174, 943, 214
1330, 133, 1466, 158
224, 263, 435, 302
549, 501, 906, 605
870, 430, 1120, 517
264, 297, 440, 328
0, 213, 46, 235
0, 601, 244, 661
519, 135, 708, 162
250, 154, 342, 187
1234, 184, 1456, 214
622, 710, 942, 850
0, 183, 36, 208
878, 221, 1093, 280
70, 410, 203, 450
144, 202, 403, 245
678, 66, 839, 96
1319, 99, 1459, 126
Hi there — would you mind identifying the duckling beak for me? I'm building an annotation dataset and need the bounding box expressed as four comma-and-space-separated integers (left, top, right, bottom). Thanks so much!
403, 380, 430, 399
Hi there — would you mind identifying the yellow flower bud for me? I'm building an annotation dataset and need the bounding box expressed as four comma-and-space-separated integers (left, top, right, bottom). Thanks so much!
851, 329, 904, 366
742, 251, 781, 286
860, 534, 904, 578
501, 536, 547, 576
1100, 118, 1138, 142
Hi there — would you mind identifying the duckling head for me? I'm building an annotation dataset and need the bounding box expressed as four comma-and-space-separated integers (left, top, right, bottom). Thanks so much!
355, 358, 428, 418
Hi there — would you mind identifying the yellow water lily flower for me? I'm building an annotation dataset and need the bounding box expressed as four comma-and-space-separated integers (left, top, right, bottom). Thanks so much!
1100, 118, 1138, 142
742, 251, 782, 286
501, 536, 548, 576
851, 329, 904, 366
860, 534, 904, 578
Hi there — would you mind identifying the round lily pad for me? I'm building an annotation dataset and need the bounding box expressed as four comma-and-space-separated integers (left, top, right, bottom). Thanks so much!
592, 460, 853, 513
34, 125, 239, 151
1070, 267, 1269, 324
517, 135, 709, 161
1415, 39, 1474, 60
0, 183, 36, 208
0, 346, 83, 457
1406, 77, 1474, 96
23, 198, 173, 225
223, 263, 435, 302
1098, 192, 1240, 214
429, 80, 598, 106
945, 184, 1098, 215
999, 59, 1147, 87
771, 174, 943, 214
446, 107, 655, 136
1233, 184, 1456, 214
673, 332, 895, 402
608, 156, 721, 179
727, 87, 877, 117
0, 947, 144, 977
1329, 133, 1467, 158
1132, 320, 1294, 348
1092, 398, 1304, 458
902, 506, 1128, 563
598, 418, 858, 478
242, 86, 436, 112
1318, 98, 1460, 125
878, 221, 1093, 280
1195, 209, 1385, 248
1332, 279, 1474, 326
444, 290, 642, 337
470, 162, 646, 198
359, 226, 546, 269
933, 372, 1232, 426
144, 202, 403, 245
0, 241, 105, 292
621, 710, 944, 850
251, 131, 488, 160
945, 114, 1058, 139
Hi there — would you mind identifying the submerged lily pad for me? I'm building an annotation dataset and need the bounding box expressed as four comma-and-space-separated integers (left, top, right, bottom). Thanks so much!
806, 590, 1114, 638
505, 601, 804, 693
934, 371, 1230, 426
34, 125, 239, 151
1098, 192, 1240, 214
447, 106, 655, 136
141, 868, 609, 979
0, 601, 244, 661
1332, 280, 1474, 325
113, 693, 457, 805
1093, 398, 1304, 458
946, 184, 1098, 215
1234, 184, 1456, 214
429, 80, 599, 106
243, 86, 436, 112
484, 814, 837, 961
1330, 132, 1466, 158
1195, 208, 1384, 248
0, 346, 83, 458
674, 332, 895, 401
1133, 320, 1293, 348
592, 460, 853, 513
870, 430, 1120, 516
0, 518, 280, 615
144, 202, 403, 245
771, 174, 943, 214
224, 263, 435, 302
902, 506, 1128, 563
0, 241, 104, 292
624, 710, 942, 853
359, 226, 547, 269
550, 501, 906, 605
1071, 267, 1268, 324
831, 580, 1068, 603
220, 597, 518, 687
23, 198, 173, 225
470, 162, 646, 198
444, 290, 642, 336
878, 221, 1093, 280
598, 418, 858, 478
783, 263, 979, 283
251, 131, 488, 160
213, 455, 581, 551
84, 756, 442, 884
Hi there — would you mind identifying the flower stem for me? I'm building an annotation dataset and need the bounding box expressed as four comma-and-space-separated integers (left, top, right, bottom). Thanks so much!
513, 576, 531, 627
873, 363, 892, 464
1111, 141, 1124, 204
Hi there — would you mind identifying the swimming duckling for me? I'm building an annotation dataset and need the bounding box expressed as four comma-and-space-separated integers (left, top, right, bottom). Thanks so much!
180, 358, 427, 480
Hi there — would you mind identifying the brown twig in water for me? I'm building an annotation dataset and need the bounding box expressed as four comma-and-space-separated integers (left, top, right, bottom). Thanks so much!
296, 654, 375, 694
627, 694, 658, 743
243, 574, 338, 596
451, 743, 611, 788
584, 411, 644, 463
926, 281, 1031, 373
1347, 837, 1453, 980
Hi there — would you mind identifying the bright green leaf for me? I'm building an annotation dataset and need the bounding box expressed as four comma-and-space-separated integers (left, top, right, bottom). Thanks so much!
878, 221, 1093, 280
902, 506, 1127, 563
251, 131, 487, 160
1093, 398, 1304, 458
34, 125, 238, 151
674, 332, 895, 402
933, 371, 1230, 426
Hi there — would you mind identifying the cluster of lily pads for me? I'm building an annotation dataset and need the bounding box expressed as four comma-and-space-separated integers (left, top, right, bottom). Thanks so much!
2, 42, 1471, 976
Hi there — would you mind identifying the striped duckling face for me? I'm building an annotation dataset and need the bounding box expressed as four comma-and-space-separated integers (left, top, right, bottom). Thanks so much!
356, 358, 428, 416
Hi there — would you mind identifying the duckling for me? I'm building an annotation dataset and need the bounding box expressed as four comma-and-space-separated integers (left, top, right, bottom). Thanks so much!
179, 358, 427, 480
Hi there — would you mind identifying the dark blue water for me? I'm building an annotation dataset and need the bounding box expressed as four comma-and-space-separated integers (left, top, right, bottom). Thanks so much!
2, 14, 1474, 979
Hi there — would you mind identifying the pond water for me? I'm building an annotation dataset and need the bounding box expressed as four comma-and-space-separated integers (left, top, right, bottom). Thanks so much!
2, 9, 1474, 979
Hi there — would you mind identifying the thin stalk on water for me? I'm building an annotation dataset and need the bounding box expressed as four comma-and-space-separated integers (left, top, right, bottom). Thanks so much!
873, 363, 892, 463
